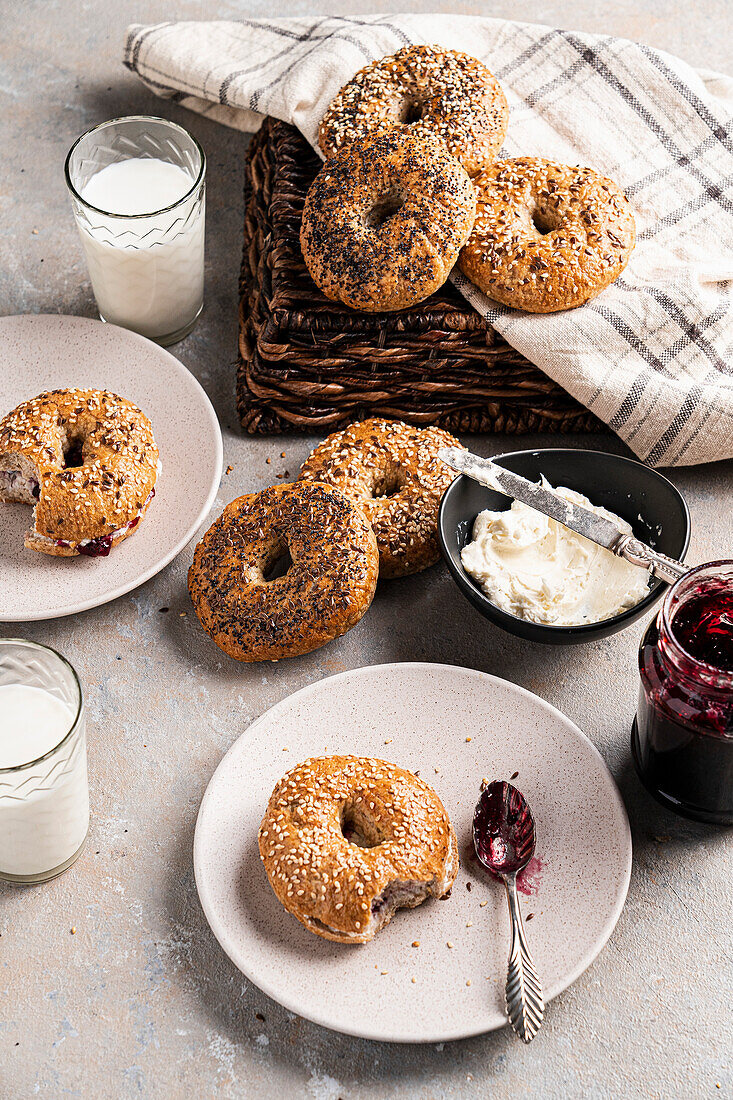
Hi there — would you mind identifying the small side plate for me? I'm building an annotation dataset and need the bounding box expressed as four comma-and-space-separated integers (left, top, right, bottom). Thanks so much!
0, 315, 222, 621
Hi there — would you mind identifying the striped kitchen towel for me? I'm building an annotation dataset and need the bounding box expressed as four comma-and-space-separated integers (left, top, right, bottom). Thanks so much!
124, 15, 733, 466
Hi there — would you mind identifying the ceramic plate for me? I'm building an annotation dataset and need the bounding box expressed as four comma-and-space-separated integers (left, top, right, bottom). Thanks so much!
194, 663, 632, 1043
0, 314, 222, 621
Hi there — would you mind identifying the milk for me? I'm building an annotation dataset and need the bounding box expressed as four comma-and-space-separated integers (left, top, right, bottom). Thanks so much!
0, 685, 89, 879
81, 158, 193, 215
75, 157, 205, 342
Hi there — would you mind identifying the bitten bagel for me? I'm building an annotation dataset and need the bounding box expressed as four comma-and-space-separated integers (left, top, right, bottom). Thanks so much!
319, 45, 508, 178
259, 755, 458, 943
458, 157, 636, 313
188, 481, 379, 661
300, 129, 476, 312
0, 388, 159, 557
299, 418, 463, 578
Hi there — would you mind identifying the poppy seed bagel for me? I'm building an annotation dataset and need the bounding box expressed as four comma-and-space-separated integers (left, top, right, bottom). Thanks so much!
300, 129, 476, 313
188, 481, 379, 662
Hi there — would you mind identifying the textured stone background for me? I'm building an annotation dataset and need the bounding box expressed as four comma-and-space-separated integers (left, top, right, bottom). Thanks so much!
1, 2, 732, 1097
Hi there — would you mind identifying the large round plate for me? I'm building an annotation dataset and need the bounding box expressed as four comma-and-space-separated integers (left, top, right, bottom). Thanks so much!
194, 663, 632, 1043
0, 315, 222, 621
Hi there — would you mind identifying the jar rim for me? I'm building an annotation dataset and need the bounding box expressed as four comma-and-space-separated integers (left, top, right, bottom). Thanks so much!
659, 559, 733, 688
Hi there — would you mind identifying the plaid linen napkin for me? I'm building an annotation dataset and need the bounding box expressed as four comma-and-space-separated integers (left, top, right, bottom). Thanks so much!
124, 15, 733, 466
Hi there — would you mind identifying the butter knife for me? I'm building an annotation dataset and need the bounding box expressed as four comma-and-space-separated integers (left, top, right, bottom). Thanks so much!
439, 447, 689, 586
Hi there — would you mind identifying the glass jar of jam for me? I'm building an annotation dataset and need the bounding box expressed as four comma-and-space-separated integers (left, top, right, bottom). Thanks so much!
632, 561, 733, 825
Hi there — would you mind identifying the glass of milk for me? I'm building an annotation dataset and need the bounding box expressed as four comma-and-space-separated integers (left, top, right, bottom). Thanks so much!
65, 115, 206, 346
0, 639, 88, 883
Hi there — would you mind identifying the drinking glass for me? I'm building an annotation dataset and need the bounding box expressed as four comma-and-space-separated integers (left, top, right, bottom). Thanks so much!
0, 639, 88, 883
65, 115, 206, 345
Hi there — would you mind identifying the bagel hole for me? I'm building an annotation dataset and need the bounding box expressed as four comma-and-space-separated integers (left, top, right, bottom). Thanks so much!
340, 802, 384, 849
62, 438, 85, 468
531, 206, 559, 236
262, 543, 293, 582
365, 190, 404, 230
398, 97, 423, 125
371, 465, 404, 500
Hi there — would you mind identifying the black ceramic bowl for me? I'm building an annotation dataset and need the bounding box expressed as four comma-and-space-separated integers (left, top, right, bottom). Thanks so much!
438, 448, 691, 644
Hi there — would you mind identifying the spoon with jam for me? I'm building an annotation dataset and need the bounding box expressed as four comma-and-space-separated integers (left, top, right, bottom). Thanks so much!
473, 780, 544, 1043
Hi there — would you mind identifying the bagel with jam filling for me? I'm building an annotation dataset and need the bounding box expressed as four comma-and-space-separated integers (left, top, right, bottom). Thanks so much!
0, 388, 159, 557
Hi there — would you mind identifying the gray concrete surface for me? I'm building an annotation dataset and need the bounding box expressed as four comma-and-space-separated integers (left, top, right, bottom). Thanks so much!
1, 2, 732, 1097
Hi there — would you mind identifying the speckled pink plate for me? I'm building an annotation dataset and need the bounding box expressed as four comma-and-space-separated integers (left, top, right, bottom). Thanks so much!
0, 315, 222, 621
194, 663, 632, 1043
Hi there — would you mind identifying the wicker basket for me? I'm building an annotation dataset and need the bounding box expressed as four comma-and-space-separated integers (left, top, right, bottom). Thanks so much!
237, 117, 599, 435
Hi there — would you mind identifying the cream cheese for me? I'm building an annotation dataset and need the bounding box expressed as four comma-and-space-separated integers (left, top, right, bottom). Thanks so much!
460, 478, 651, 626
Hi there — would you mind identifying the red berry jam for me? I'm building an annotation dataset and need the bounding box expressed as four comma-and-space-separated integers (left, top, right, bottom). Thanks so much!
632, 561, 733, 824
77, 534, 114, 557
472, 781, 536, 875
670, 585, 733, 671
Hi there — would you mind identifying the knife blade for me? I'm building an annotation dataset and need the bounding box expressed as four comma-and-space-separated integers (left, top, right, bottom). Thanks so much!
439, 447, 689, 586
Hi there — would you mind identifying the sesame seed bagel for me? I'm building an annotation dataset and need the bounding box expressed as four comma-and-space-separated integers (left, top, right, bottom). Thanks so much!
188, 481, 379, 662
299, 418, 463, 579
459, 157, 636, 313
319, 45, 508, 178
0, 388, 159, 557
300, 129, 476, 313
259, 755, 458, 944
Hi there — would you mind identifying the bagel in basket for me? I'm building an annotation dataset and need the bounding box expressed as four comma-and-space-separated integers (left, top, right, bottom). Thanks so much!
301, 129, 476, 312
459, 157, 636, 313
319, 45, 508, 178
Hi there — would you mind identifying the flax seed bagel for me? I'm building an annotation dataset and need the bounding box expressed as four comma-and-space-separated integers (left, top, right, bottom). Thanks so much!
458, 157, 636, 313
299, 418, 464, 578
259, 755, 458, 944
188, 481, 379, 662
0, 388, 159, 557
319, 45, 508, 178
300, 129, 476, 313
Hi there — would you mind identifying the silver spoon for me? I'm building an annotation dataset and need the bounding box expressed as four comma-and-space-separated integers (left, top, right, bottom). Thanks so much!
473, 780, 544, 1043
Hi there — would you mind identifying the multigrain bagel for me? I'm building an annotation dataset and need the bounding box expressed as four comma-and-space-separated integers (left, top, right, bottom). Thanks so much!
300, 129, 476, 312
259, 755, 458, 943
319, 45, 508, 178
299, 418, 463, 578
458, 157, 636, 313
0, 388, 159, 557
188, 481, 379, 661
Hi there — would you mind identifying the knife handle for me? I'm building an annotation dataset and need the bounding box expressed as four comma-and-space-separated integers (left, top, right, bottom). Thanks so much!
613, 534, 689, 585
